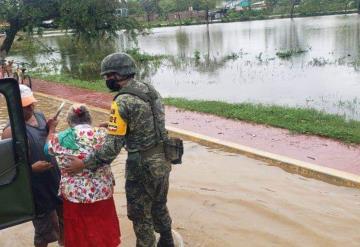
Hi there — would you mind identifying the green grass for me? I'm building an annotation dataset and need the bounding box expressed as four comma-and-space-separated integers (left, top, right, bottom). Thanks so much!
164, 98, 360, 144
10, 36, 54, 55
276, 49, 307, 59
32, 73, 107, 92
31, 74, 360, 144
125, 48, 168, 63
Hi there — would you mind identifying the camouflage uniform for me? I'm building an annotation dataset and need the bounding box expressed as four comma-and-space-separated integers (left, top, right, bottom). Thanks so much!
84, 79, 172, 247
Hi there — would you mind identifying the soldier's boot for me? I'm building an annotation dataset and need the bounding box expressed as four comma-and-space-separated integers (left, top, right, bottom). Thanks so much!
157, 230, 175, 247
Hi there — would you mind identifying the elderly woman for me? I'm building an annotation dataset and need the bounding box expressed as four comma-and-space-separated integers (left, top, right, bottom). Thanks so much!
45, 104, 120, 247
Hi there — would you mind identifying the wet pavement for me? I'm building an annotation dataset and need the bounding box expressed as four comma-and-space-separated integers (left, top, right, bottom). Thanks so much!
32, 78, 360, 175
1, 95, 360, 246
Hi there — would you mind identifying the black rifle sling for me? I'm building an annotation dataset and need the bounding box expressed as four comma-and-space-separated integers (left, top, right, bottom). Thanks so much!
114, 86, 163, 143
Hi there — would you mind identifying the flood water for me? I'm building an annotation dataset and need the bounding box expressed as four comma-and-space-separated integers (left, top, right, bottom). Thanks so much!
1, 94, 360, 246
9, 14, 360, 120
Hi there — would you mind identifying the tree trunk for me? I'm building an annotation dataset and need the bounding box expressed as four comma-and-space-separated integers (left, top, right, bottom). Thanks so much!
177, 13, 182, 25
358, 0, 360, 14
290, 0, 295, 18
205, 6, 209, 24
345, 1, 348, 13
0, 20, 21, 58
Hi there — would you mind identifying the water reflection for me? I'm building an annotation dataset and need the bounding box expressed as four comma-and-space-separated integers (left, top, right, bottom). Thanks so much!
175, 29, 189, 60
7, 14, 360, 119
55, 38, 118, 80
279, 20, 302, 51
333, 20, 360, 58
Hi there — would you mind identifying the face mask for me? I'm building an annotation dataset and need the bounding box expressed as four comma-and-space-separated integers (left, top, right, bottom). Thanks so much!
106, 79, 121, 91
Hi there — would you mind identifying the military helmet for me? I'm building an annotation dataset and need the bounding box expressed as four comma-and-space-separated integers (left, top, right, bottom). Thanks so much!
100, 52, 137, 76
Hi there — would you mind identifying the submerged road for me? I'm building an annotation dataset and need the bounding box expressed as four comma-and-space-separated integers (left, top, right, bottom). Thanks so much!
0, 139, 359, 246
31, 78, 360, 176
0, 95, 359, 246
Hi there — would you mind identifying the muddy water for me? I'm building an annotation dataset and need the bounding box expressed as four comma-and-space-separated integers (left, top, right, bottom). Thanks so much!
9, 14, 360, 119
0, 94, 360, 246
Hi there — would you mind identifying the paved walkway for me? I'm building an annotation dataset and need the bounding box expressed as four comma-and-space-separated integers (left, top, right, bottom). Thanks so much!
33, 79, 360, 175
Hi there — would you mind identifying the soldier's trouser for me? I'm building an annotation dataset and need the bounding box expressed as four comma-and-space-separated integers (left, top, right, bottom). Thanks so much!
126, 173, 172, 247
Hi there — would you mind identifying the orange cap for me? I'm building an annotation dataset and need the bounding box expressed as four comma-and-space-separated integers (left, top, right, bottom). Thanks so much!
19, 84, 37, 107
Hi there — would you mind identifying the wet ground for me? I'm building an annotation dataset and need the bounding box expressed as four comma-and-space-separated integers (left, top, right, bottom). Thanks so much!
1, 95, 360, 246
32, 79, 360, 176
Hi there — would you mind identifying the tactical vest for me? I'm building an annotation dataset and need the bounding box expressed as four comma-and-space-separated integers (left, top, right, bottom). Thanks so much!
114, 83, 183, 164
113, 83, 165, 148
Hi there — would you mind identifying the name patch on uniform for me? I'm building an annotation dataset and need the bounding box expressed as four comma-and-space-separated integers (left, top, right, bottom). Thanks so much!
108, 101, 127, 136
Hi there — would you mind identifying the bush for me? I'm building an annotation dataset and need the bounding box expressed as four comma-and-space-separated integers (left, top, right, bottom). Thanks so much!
276, 49, 307, 59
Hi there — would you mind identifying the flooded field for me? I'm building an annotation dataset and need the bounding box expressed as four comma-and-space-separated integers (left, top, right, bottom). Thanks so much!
1, 94, 360, 246
9, 14, 360, 119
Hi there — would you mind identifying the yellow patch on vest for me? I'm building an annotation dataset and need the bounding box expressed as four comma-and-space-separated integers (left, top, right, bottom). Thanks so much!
107, 101, 127, 136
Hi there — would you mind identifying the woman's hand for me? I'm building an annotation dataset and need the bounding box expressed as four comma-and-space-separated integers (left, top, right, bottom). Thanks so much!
47, 117, 59, 133
32, 161, 53, 172
64, 156, 85, 175
98, 122, 108, 128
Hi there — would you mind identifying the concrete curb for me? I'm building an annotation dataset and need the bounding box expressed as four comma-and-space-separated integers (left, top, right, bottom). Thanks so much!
167, 126, 360, 189
35, 92, 360, 189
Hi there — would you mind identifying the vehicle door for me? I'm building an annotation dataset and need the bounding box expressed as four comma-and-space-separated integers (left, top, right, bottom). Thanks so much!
0, 78, 34, 230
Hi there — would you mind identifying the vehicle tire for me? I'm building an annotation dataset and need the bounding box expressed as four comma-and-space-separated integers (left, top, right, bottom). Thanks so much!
23, 75, 32, 89
13, 72, 19, 82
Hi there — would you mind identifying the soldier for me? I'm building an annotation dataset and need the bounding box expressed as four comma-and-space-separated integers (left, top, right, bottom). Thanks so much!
65, 52, 175, 247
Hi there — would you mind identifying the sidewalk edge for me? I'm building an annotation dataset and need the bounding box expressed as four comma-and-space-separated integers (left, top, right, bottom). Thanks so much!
35, 92, 360, 189
167, 126, 360, 189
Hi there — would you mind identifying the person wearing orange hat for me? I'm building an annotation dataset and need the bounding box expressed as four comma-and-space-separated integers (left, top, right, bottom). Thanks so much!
2, 85, 64, 247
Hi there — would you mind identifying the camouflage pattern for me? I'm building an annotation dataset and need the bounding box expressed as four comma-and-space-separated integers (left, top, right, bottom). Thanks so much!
100, 53, 137, 76
84, 79, 171, 177
84, 79, 172, 247
126, 172, 171, 247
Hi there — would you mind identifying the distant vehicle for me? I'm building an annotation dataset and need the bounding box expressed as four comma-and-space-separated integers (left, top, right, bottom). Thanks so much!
41, 19, 58, 29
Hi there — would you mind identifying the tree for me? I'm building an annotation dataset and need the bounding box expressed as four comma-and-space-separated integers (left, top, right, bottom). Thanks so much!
140, 0, 160, 22
289, 0, 300, 18
191, 0, 217, 24
158, 0, 177, 17
60, 0, 123, 37
0, 0, 58, 57
0, 0, 130, 58
192, 0, 217, 11
157, 0, 216, 21
265, 0, 278, 10
128, 0, 145, 16
343, 0, 352, 13
175, 0, 191, 12
358, 0, 360, 14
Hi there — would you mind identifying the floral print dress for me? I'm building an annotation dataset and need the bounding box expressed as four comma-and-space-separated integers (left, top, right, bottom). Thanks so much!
47, 124, 115, 204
